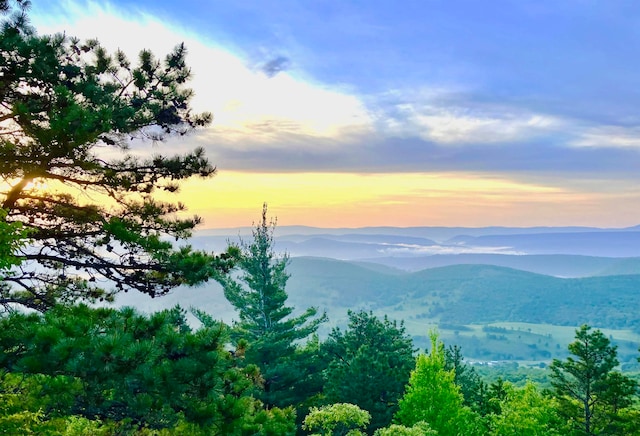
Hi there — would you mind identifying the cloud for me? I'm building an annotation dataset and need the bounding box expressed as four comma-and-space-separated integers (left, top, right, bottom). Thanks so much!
30, 1, 375, 146
571, 125, 640, 149
259, 55, 291, 77
29, 1, 640, 182
397, 107, 559, 144
369, 86, 565, 145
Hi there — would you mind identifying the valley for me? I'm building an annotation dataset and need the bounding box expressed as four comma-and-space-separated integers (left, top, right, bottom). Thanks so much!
117, 225, 640, 366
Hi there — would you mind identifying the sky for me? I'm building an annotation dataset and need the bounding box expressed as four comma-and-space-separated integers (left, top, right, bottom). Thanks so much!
27, 0, 640, 228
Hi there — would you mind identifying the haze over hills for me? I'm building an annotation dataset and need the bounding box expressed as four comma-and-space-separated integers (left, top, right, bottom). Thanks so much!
117, 225, 640, 363
116, 255, 640, 363
190, 225, 640, 276
197, 224, 638, 241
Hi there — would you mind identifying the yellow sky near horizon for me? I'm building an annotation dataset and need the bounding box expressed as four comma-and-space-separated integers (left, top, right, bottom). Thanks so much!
161, 171, 640, 229
6, 168, 637, 229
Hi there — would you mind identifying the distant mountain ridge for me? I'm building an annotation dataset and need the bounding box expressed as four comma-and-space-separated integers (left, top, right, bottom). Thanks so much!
355, 254, 640, 277
452, 231, 640, 257
190, 225, 640, 275
117, 256, 640, 332
197, 224, 639, 242
115, 254, 640, 362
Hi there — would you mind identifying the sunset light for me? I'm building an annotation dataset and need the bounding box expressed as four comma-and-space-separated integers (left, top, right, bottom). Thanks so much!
26, 1, 640, 229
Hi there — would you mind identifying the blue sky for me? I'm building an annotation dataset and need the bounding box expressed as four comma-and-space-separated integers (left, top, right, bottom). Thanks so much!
28, 1, 640, 227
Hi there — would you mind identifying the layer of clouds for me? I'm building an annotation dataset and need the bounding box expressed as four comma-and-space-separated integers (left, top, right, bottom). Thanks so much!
29, 1, 640, 183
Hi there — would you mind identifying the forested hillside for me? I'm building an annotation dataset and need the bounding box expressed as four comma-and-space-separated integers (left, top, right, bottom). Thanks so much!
285, 258, 640, 329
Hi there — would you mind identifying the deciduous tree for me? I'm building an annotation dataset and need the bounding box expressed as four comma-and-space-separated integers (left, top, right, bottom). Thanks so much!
395, 332, 482, 436
374, 422, 437, 436
302, 403, 370, 436
487, 382, 563, 436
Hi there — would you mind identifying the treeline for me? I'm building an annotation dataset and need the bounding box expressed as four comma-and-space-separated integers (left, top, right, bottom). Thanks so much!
2, 210, 640, 435
3, 311, 639, 435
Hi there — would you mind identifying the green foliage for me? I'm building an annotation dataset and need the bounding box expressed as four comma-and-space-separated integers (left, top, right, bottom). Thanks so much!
474, 362, 551, 389
0, 1, 232, 311
302, 403, 371, 436
395, 332, 482, 436
487, 382, 563, 436
216, 204, 326, 412
0, 304, 295, 433
322, 310, 416, 433
0, 208, 28, 273
374, 421, 437, 435
444, 344, 489, 413
549, 325, 638, 436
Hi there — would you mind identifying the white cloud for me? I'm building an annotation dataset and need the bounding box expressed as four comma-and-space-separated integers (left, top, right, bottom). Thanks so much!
571, 126, 640, 148
31, 1, 374, 147
384, 102, 561, 144
31, 1, 616, 158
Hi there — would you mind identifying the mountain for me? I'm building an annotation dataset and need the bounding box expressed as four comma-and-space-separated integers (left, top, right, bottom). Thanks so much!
190, 225, 640, 277
283, 258, 640, 331
130, 225, 640, 361
354, 254, 640, 277
453, 231, 640, 257
115, 256, 640, 362
196, 225, 623, 241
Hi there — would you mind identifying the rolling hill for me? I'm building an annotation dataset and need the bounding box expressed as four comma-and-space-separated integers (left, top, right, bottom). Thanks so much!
117, 255, 640, 362
284, 258, 640, 332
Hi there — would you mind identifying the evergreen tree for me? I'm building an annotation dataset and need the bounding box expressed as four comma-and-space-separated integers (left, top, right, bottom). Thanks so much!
322, 310, 415, 433
0, 0, 232, 311
549, 324, 637, 436
0, 209, 27, 272
0, 304, 296, 433
216, 204, 327, 410
444, 344, 489, 413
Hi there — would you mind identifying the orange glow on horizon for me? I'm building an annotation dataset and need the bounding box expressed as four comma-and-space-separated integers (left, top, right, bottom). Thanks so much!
156, 171, 640, 229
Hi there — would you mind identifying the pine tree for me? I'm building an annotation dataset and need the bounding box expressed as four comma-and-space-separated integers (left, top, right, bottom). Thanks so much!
217, 204, 327, 410
549, 325, 637, 436
0, 304, 297, 433
444, 344, 489, 413
0, 209, 27, 272
0, 0, 232, 311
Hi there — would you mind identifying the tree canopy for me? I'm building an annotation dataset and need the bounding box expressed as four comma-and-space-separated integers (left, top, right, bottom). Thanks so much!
0, 0, 231, 311
395, 332, 482, 436
322, 310, 416, 433
0, 304, 297, 434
